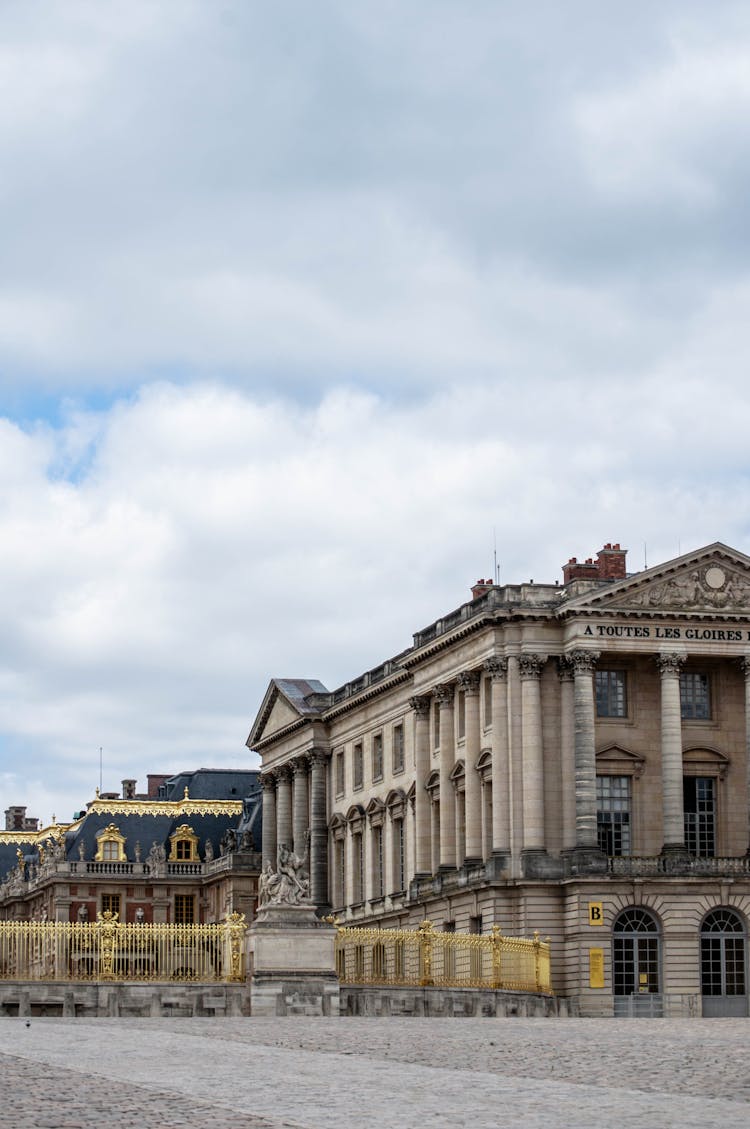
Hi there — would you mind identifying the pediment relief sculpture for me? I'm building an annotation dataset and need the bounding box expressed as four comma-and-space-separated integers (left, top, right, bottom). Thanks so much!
603, 563, 750, 613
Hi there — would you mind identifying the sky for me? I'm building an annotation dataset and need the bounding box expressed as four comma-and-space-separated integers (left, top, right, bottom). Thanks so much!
2, 0, 750, 823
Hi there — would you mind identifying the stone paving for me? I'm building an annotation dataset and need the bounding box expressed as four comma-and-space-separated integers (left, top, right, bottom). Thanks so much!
0, 1017, 748, 1128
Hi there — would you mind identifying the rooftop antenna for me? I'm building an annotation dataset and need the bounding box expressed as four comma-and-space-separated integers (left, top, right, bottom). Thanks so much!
493, 527, 500, 585
99, 746, 103, 794
643, 542, 648, 570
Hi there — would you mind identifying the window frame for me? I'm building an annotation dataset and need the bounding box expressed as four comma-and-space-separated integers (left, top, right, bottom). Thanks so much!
595, 669, 628, 719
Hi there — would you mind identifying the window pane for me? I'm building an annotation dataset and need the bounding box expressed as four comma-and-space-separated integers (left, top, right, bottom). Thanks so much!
680, 672, 710, 719
597, 775, 631, 856
596, 671, 627, 717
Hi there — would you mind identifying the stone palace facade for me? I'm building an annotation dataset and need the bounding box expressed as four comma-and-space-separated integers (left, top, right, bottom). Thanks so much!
248, 542, 750, 1016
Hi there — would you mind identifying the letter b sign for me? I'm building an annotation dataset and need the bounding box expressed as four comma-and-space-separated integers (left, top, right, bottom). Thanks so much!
588, 902, 604, 926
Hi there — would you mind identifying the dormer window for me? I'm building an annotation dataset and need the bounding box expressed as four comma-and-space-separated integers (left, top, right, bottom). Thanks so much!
168, 824, 200, 862
94, 824, 127, 863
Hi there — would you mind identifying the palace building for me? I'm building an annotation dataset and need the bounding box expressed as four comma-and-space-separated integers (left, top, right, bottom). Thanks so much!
0, 769, 262, 927
248, 542, 750, 1017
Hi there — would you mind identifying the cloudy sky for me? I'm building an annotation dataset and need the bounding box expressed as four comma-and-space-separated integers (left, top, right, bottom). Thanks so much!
2, 0, 750, 823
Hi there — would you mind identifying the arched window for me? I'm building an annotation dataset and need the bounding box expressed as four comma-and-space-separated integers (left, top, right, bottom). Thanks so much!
94, 823, 127, 863
613, 907, 660, 1006
168, 824, 200, 863
701, 908, 747, 1016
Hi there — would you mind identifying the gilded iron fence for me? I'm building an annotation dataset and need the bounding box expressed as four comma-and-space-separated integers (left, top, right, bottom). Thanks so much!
0, 912, 246, 983
335, 921, 552, 994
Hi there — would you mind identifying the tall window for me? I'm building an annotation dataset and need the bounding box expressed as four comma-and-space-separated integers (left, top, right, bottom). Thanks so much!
457, 691, 466, 739
684, 776, 716, 857
372, 733, 383, 781
613, 907, 660, 998
483, 677, 492, 726
334, 838, 345, 907
596, 670, 627, 717
597, 775, 631, 856
392, 819, 404, 893
335, 750, 345, 796
101, 841, 120, 861
174, 894, 195, 924
701, 909, 746, 999
680, 672, 711, 719
372, 824, 383, 898
101, 893, 120, 917
353, 743, 364, 790
352, 832, 364, 902
392, 723, 404, 773
432, 701, 440, 752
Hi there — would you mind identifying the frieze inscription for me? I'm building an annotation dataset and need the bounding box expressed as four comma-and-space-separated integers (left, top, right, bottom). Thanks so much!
583, 623, 749, 642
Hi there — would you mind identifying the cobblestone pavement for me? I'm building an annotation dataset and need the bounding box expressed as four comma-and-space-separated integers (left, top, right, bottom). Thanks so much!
0, 1017, 748, 1128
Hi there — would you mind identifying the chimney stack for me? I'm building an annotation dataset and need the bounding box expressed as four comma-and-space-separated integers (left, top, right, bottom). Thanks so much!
563, 543, 627, 585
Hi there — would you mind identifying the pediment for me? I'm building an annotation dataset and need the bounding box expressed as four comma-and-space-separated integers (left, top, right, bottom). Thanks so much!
596, 744, 646, 776
247, 678, 330, 748
564, 543, 750, 616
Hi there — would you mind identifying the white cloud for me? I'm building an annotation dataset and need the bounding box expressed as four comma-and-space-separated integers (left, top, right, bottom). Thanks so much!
2, 376, 750, 820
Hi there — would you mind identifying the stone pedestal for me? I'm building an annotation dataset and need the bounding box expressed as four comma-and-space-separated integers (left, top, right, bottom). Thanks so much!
249, 903, 339, 1017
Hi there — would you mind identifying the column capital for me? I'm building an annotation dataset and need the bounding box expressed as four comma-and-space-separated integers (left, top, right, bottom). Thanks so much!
433, 682, 455, 706
456, 670, 481, 695
292, 757, 309, 777
276, 764, 293, 783
309, 749, 330, 768
409, 694, 432, 718
519, 653, 547, 681
739, 654, 750, 678
484, 656, 508, 681
260, 773, 276, 793
569, 650, 600, 677
656, 652, 686, 676
556, 655, 575, 682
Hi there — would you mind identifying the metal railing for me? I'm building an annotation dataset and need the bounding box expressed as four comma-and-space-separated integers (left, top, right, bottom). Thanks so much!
335, 921, 552, 994
0, 912, 247, 983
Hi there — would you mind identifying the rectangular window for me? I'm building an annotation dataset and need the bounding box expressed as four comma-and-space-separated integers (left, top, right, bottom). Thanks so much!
680, 672, 711, 720
101, 840, 120, 861
353, 742, 363, 790
684, 776, 715, 857
352, 832, 364, 902
101, 893, 120, 917
372, 824, 383, 899
483, 677, 492, 726
175, 839, 192, 860
596, 775, 631, 856
174, 894, 195, 924
392, 723, 404, 774
457, 691, 466, 739
334, 838, 345, 908
392, 819, 404, 893
335, 750, 345, 796
595, 670, 627, 717
433, 700, 440, 752
372, 732, 383, 781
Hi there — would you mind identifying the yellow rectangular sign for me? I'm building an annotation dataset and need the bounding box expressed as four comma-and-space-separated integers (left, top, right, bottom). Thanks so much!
589, 947, 605, 989
588, 901, 604, 926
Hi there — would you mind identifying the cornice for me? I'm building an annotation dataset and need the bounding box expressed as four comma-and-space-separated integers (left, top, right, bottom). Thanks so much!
322, 669, 411, 722
85, 797, 244, 818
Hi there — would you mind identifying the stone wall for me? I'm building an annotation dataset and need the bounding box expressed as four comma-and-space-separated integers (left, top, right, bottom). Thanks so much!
0, 981, 250, 1018
341, 985, 574, 1018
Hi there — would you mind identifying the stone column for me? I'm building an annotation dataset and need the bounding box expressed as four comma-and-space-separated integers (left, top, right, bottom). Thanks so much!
742, 657, 750, 854
276, 766, 293, 850
520, 654, 546, 856
261, 774, 277, 869
557, 657, 576, 852
435, 683, 457, 871
410, 694, 432, 876
458, 671, 482, 865
657, 653, 686, 854
309, 751, 330, 912
570, 650, 601, 851
292, 758, 310, 856
485, 657, 509, 862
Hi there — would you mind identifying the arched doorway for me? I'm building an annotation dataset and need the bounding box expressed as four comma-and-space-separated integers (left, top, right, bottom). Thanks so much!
701, 908, 747, 1017
613, 907, 662, 1017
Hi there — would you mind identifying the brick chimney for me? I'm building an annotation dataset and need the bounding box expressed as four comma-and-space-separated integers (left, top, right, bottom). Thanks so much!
121, 779, 137, 799
471, 579, 494, 600
563, 543, 627, 584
